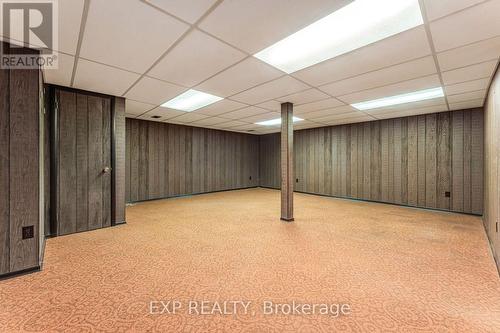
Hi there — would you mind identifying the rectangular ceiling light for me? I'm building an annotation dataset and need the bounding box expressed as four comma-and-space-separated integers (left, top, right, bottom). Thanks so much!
254, 0, 423, 73
161, 89, 223, 112
256, 117, 303, 126
351, 87, 444, 110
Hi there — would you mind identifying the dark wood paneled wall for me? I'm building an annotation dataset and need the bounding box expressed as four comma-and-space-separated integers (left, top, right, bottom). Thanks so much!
126, 119, 260, 202
56, 88, 114, 235
484, 67, 500, 268
0, 43, 41, 275
260, 109, 484, 215
113, 97, 126, 224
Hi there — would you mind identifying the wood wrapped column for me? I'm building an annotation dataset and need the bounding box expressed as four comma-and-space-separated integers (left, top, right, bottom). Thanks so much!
281, 102, 294, 221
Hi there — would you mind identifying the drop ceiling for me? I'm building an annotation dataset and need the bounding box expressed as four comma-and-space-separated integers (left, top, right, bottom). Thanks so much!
3, 0, 499, 135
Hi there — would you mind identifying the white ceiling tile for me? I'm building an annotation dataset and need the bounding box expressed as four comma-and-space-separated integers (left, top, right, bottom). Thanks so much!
276, 88, 330, 104
294, 98, 345, 114
311, 111, 370, 123
240, 112, 281, 123
364, 98, 447, 116
445, 78, 490, 95
301, 105, 358, 119
140, 107, 186, 120
164, 118, 190, 125
257, 129, 281, 134
319, 56, 437, 97
371, 104, 449, 119
231, 76, 309, 104
168, 112, 209, 123
437, 36, 500, 71
73, 59, 140, 96
148, 29, 246, 87
195, 57, 284, 97
449, 99, 485, 110
199, 0, 351, 54
293, 120, 326, 130
43, 52, 74, 87
423, 0, 486, 21
293, 27, 432, 86
126, 99, 156, 116
339, 75, 442, 104
430, 0, 500, 52
321, 115, 375, 126
80, 0, 189, 73
220, 106, 269, 120
58, 0, 85, 55
145, 0, 217, 24
194, 99, 247, 116
447, 90, 487, 103
441, 60, 498, 85
189, 116, 233, 126
125, 76, 186, 105
219, 120, 249, 128
229, 123, 263, 131
256, 100, 281, 112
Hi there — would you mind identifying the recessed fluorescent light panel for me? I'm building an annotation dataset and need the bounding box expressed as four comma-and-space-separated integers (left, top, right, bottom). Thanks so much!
256, 117, 303, 126
351, 87, 444, 110
161, 89, 223, 112
254, 0, 423, 73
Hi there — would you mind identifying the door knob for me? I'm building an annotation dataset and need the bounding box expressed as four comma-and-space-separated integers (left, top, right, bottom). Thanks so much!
103, 166, 111, 173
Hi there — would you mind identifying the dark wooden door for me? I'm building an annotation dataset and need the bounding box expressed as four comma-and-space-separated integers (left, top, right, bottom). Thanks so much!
57, 89, 112, 235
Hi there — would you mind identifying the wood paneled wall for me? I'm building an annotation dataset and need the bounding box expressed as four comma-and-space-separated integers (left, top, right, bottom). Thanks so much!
126, 119, 259, 202
259, 109, 484, 215
484, 67, 500, 268
0, 43, 41, 275
113, 97, 126, 224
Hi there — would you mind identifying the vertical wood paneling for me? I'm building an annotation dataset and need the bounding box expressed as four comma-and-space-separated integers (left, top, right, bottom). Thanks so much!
9, 68, 39, 271
130, 120, 139, 201
318, 128, 325, 194
471, 109, 484, 214
126, 119, 260, 201
463, 112, 472, 213
76, 94, 88, 232
258, 110, 483, 215
0, 67, 9, 274
393, 118, 402, 204
381, 120, 389, 202
484, 70, 499, 269
350, 125, 358, 197
452, 111, 464, 211
113, 97, 126, 225
363, 123, 371, 199
101, 98, 111, 227
87, 96, 103, 230
388, 119, 394, 202
401, 118, 408, 205
407, 116, 418, 206
437, 113, 451, 210
58, 91, 77, 235
417, 115, 426, 207
370, 122, 381, 201
425, 114, 437, 208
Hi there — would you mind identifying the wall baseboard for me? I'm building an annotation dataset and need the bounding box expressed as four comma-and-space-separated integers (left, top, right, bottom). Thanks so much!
0, 266, 41, 281
126, 186, 260, 204
258, 186, 483, 217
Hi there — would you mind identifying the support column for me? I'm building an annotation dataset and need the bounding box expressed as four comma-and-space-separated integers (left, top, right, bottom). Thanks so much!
281, 102, 294, 221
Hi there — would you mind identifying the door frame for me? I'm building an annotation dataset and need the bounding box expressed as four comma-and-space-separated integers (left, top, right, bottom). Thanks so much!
47, 84, 119, 236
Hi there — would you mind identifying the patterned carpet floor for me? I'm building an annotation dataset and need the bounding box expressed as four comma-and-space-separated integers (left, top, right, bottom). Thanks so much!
1, 188, 499, 332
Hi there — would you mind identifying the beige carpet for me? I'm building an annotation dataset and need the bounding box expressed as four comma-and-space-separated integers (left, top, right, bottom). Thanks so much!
1, 188, 499, 332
